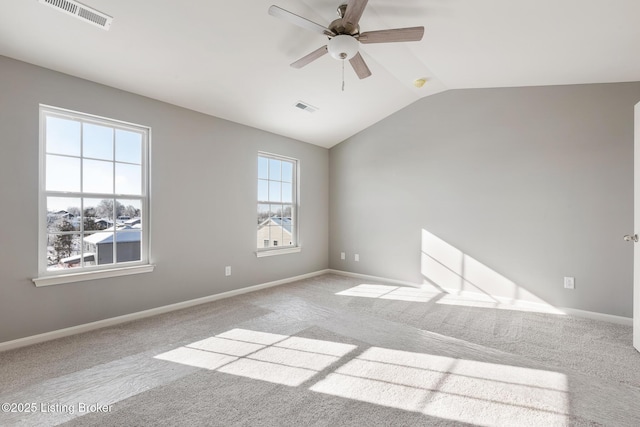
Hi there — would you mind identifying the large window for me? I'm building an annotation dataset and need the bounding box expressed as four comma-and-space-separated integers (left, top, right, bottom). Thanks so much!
257, 153, 299, 255
36, 105, 151, 285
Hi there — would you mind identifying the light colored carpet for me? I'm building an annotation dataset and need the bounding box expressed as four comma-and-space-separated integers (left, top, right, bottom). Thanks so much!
0, 273, 638, 426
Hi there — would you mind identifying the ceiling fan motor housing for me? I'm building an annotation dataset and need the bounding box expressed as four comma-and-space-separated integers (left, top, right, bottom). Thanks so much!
328, 34, 359, 60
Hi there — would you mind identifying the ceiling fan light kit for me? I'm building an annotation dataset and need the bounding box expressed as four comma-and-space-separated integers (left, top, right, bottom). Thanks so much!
269, 0, 424, 80
328, 35, 359, 60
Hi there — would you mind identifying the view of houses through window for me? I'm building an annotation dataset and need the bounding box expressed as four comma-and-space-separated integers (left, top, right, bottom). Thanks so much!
46, 199, 142, 269
40, 106, 149, 273
257, 153, 297, 250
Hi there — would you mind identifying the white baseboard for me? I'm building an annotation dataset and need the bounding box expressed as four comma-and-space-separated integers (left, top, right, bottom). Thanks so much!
557, 307, 632, 326
328, 269, 633, 326
328, 269, 427, 288
0, 269, 330, 353
2, 267, 631, 352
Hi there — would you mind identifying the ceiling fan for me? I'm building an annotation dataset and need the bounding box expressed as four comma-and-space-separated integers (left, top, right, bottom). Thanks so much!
269, 0, 424, 80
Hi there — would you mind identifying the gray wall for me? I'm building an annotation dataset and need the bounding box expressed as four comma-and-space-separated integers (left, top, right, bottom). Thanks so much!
0, 56, 329, 343
329, 83, 640, 317
2, 54, 638, 343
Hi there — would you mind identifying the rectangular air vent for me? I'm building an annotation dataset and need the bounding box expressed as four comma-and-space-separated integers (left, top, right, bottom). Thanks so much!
39, 0, 113, 30
294, 101, 318, 113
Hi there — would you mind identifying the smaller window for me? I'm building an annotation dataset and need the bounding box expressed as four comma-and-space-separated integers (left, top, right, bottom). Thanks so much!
257, 152, 299, 255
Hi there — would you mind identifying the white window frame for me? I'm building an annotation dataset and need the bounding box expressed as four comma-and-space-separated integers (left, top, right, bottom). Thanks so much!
34, 105, 154, 286
256, 152, 301, 257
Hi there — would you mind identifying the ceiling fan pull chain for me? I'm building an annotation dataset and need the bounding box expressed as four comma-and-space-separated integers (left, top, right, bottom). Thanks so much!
342, 59, 345, 92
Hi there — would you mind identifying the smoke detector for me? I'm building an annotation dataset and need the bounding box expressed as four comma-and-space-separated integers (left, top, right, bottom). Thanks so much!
39, 0, 113, 30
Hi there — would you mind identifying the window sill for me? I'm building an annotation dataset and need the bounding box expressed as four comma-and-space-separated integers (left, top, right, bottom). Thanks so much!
33, 264, 155, 287
255, 247, 301, 258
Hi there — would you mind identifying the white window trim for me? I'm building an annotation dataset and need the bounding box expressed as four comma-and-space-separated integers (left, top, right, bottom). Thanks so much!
34, 105, 153, 285
256, 152, 300, 256
33, 264, 155, 287
255, 246, 302, 258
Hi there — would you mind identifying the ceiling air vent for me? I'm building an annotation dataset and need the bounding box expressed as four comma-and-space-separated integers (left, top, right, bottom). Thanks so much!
294, 101, 318, 113
39, 0, 113, 30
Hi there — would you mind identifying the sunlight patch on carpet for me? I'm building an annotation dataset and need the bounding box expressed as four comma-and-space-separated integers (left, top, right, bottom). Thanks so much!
435, 293, 566, 314
154, 329, 357, 387
155, 328, 569, 425
336, 282, 566, 315
336, 284, 439, 302
310, 347, 569, 426
155, 346, 238, 371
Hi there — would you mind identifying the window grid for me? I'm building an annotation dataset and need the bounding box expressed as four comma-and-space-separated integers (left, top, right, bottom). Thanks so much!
257, 152, 298, 251
40, 105, 150, 275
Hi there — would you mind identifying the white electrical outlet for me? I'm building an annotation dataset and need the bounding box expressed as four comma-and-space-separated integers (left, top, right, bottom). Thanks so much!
340, 252, 346, 260
564, 276, 575, 289
225, 266, 231, 277
355, 254, 359, 262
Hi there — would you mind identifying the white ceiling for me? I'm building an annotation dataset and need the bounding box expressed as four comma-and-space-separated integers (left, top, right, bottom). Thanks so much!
1, 0, 640, 148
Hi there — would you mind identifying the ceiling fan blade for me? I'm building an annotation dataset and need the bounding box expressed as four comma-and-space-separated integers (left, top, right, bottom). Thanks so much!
342, 0, 369, 29
290, 46, 328, 68
269, 5, 335, 37
359, 26, 425, 44
349, 52, 372, 79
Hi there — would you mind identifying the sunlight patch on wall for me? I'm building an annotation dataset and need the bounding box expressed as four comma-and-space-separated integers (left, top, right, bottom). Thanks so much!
421, 229, 564, 314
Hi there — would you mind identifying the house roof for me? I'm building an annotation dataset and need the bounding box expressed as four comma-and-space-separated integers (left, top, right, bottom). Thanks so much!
95, 218, 113, 224
84, 227, 141, 245
2, 1, 639, 148
258, 217, 293, 234
124, 218, 141, 226
60, 253, 95, 265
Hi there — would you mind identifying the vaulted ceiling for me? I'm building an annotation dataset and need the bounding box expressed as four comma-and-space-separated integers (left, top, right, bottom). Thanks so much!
2, 0, 640, 148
